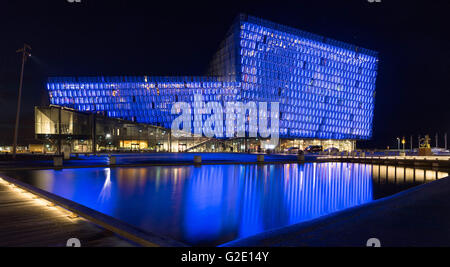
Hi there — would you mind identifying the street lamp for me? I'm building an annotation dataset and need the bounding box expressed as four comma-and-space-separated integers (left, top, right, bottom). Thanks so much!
12, 44, 32, 159
396, 137, 400, 150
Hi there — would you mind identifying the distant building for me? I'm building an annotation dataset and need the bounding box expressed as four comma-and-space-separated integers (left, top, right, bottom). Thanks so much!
37, 14, 378, 153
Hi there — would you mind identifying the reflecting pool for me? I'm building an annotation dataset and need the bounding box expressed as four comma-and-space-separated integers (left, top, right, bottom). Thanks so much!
2, 163, 448, 246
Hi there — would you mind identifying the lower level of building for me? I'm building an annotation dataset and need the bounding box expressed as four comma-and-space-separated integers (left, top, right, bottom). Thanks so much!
33, 105, 356, 154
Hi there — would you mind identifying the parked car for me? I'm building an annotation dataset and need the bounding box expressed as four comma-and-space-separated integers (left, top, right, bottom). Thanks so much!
285, 147, 300, 154
305, 145, 323, 153
324, 147, 339, 154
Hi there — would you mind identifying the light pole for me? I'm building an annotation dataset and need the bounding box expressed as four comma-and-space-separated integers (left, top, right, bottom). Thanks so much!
396, 137, 400, 150
436, 133, 439, 148
445, 133, 448, 150
12, 44, 32, 159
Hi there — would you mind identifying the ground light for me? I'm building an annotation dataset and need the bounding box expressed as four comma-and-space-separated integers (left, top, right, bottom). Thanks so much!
0, 176, 79, 220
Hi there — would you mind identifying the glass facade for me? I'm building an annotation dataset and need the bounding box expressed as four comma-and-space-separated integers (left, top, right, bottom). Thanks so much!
35, 106, 233, 153
237, 15, 378, 140
46, 14, 378, 143
35, 106, 172, 153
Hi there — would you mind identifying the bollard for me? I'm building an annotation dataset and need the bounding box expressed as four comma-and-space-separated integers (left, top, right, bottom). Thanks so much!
63, 152, 70, 160
53, 156, 63, 167
109, 156, 116, 165
194, 156, 202, 164
361, 152, 366, 158
257, 155, 265, 163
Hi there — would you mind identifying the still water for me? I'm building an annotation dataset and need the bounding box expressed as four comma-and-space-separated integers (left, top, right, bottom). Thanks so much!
3, 163, 448, 246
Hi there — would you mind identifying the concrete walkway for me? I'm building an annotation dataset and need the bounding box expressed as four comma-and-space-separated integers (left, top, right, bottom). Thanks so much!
0, 153, 309, 171
0, 180, 135, 247
223, 175, 450, 247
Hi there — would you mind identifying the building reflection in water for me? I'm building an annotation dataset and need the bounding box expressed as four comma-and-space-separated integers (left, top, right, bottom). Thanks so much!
181, 163, 374, 245
5, 163, 448, 246
372, 165, 448, 183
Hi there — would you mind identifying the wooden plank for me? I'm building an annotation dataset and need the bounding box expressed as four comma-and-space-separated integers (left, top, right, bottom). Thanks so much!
0, 183, 135, 247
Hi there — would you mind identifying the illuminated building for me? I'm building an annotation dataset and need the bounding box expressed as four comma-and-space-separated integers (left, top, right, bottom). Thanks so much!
39, 14, 378, 153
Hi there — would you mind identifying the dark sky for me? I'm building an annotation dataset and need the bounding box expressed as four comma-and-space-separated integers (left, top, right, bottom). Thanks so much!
0, 0, 449, 148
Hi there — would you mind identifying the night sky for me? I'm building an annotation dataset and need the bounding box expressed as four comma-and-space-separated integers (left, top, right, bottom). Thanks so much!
1, 0, 449, 148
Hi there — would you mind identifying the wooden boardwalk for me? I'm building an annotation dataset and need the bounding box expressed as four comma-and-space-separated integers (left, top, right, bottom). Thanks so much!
0, 181, 135, 247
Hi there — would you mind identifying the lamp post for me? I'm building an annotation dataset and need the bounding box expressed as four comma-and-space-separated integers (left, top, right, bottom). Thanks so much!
396, 137, 400, 150
12, 44, 32, 159
445, 133, 448, 150
436, 133, 439, 148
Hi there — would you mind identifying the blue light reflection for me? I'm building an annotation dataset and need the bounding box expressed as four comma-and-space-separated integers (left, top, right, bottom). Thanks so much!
8, 163, 373, 246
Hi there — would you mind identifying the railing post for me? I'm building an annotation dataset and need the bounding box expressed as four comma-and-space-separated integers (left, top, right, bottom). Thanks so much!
53, 156, 63, 167
257, 155, 265, 163
109, 156, 116, 165
194, 156, 202, 164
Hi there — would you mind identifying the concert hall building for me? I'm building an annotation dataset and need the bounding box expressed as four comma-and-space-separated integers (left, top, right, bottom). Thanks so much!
36, 14, 378, 153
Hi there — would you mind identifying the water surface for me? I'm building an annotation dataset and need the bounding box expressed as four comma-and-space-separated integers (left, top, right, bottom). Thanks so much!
2, 163, 447, 246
